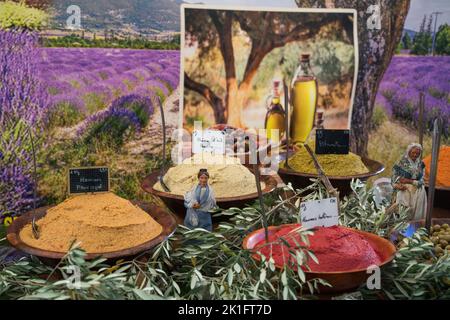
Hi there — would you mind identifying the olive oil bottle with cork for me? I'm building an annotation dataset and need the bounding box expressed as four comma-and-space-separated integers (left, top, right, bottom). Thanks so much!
290, 54, 318, 144
264, 80, 285, 141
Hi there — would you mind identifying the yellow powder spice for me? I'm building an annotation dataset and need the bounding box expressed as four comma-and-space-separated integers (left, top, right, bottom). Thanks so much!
20, 193, 163, 253
282, 146, 369, 176
154, 153, 264, 197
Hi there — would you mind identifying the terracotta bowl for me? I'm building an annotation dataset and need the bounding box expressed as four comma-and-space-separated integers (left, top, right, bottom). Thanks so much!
141, 169, 279, 216
242, 224, 396, 294
7, 202, 177, 265
278, 158, 385, 197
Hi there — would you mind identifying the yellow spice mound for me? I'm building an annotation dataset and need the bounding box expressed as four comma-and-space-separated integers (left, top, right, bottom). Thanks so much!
154, 153, 264, 197
282, 146, 369, 176
20, 193, 163, 253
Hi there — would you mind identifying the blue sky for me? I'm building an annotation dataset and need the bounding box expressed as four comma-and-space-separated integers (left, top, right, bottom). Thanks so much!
184, 0, 450, 31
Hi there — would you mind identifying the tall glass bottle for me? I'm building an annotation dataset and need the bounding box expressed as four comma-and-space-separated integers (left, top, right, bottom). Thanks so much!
290, 54, 318, 144
264, 80, 285, 141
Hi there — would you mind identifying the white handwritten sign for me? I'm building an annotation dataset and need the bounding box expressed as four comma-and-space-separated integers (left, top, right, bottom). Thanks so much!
192, 130, 225, 154
299, 198, 339, 229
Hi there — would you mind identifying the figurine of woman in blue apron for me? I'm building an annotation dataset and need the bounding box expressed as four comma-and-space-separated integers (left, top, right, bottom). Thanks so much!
184, 169, 216, 231
392, 143, 427, 220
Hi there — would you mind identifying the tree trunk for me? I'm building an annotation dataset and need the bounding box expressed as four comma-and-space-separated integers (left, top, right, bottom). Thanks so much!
184, 73, 226, 124
296, 0, 411, 156
210, 11, 243, 126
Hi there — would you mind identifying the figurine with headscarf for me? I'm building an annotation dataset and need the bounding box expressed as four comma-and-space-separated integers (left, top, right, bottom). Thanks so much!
184, 169, 217, 231
392, 143, 427, 220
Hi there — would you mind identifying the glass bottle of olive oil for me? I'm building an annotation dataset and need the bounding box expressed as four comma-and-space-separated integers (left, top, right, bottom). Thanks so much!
264, 80, 285, 141
290, 54, 318, 144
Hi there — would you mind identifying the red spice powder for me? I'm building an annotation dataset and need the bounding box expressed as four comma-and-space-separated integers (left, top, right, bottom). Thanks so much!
255, 225, 382, 272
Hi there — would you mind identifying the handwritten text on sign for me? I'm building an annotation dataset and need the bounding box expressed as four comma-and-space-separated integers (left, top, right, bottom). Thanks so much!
192, 130, 225, 154
315, 129, 350, 155
68, 167, 109, 194
299, 198, 339, 229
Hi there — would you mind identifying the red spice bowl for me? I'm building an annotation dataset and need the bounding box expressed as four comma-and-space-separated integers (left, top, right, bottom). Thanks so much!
242, 224, 396, 294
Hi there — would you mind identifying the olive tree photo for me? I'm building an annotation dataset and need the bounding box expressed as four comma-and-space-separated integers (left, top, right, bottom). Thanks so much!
181, 5, 358, 138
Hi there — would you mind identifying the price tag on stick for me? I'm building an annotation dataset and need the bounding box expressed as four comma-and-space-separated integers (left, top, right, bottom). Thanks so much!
192, 130, 226, 154
299, 198, 339, 230
68, 167, 110, 195
315, 129, 350, 155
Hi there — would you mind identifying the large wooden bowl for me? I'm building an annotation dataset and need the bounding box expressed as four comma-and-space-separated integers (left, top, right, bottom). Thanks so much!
243, 224, 396, 294
141, 170, 279, 216
7, 202, 177, 264
278, 158, 385, 197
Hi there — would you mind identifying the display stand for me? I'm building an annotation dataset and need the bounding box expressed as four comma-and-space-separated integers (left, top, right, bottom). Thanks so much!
425, 119, 442, 231
157, 95, 170, 192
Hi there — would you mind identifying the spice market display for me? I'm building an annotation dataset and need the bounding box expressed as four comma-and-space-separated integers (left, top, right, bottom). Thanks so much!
19, 193, 163, 253
0, 0, 449, 304
280, 146, 369, 176
255, 225, 383, 272
153, 153, 264, 197
424, 146, 450, 187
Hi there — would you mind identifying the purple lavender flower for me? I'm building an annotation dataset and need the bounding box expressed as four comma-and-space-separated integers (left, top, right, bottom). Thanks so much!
376, 56, 450, 136
110, 94, 154, 127
0, 30, 48, 219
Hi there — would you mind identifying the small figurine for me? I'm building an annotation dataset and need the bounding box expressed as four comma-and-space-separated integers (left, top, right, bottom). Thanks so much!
184, 169, 217, 231
392, 143, 427, 220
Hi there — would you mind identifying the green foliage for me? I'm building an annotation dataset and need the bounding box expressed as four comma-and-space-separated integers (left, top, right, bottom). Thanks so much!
370, 105, 387, 132
435, 23, 450, 55
0, 243, 150, 300
81, 116, 137, 152
340, 180, 411, 237
83, 93, 108, 114
47, 103, 85, 128
402, 33, 412, 50
0, 1, 48, 30
411, 15, 433, 55
2, 180, 447, 300
255, 40, 355, 88
41, 34, 179, 50
0, 225, 6, 242
360, 229, 450, 300
395, 41, 402, 54
185, 114, 207, 129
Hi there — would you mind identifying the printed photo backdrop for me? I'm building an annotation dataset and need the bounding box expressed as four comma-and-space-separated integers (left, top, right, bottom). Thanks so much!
181, 5, 358, 132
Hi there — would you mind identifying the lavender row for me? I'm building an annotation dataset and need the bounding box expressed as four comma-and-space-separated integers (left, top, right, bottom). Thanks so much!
0, 30, 48, 219
39, 48, 180, 121
375, 56, 450, 135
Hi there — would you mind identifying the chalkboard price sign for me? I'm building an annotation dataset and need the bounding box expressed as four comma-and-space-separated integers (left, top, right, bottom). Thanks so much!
315, 129, 350, 155
68, 167, 110, 195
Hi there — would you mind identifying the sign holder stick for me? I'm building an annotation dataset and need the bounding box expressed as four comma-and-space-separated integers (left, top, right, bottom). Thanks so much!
418, 92, 425, 147
157, 96, 170, 192
425, 119, 442, 232
253, 164, 269, 243
283, 79, 291, 170
303, 144, 340, 213
26, 125, 39, 239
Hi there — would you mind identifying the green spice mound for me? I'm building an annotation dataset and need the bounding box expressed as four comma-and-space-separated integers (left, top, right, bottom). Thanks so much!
282, 146, 369, 176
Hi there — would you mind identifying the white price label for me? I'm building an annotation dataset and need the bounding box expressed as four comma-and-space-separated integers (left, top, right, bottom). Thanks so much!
192, 130, 225, 154
299, 198, 339, 230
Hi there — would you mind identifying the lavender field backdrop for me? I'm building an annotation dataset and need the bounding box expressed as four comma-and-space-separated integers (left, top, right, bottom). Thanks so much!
40, 48, 180, 127
375, 56, 450, 136
1, 30, 181, 221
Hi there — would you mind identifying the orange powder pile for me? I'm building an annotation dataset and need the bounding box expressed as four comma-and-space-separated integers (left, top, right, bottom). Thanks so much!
20, 193, 163, 253
423, 146, 450, 187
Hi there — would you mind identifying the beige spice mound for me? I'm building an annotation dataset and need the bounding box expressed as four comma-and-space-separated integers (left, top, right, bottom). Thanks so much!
20, 193, 163, 253
153, 153, 264, 197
